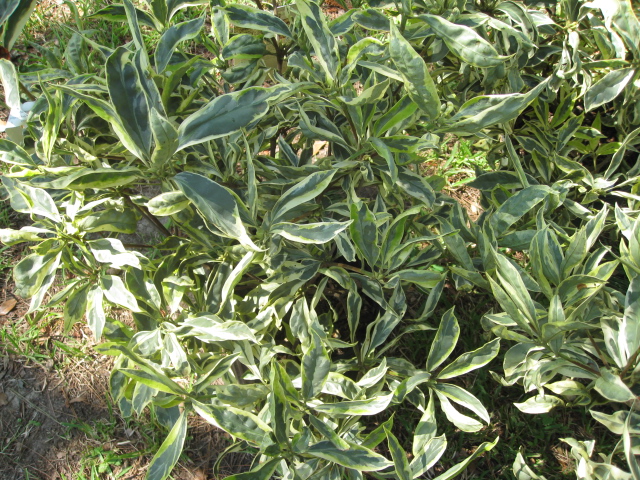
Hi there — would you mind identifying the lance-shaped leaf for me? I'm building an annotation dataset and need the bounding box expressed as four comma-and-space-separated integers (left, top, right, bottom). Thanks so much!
101, 275, 141, 312
489, 186, 551, 233
155, 16, 205, 74
57, 85, 149, 161
89, 4, 158, 30
307, 441, 393, 471
0, 0, 21, 26
181, 317, 258, 343
174, 172, 259, 250
432, 383, 490, 423
443, 78, 549, 135
302, 332, 331, 400
389, 22, 440, 120
313, 393, 393, 416
0, 138, 36, 165
385, 426, 412, 480
437, 338, 500, 379
419, 14, 505, 67
1, 0, 37, 50
224, 458, 282, 480
272, 221, 352, 244
146, 411, 187, 480
193, 401, 271, 445
432, 438, 499, 480
411, 435, 447, 478
622, 276, 640, 362
585, 68, 635, 112
177, 88, 271, 150
350, 202, 380, 268
296, 0, 339, 85
436, 392, 483, 432
224, 4, 291, 38
148, 191, 189, 216
166, 0, 208, 22
426, 308, 459, 372
271, 170, 335, 223
119, 368, 186, 396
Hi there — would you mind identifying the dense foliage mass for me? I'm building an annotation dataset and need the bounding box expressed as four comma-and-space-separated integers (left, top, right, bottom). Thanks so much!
1, 0, 639, 478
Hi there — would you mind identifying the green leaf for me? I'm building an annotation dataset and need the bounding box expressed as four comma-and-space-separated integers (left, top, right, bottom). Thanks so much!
389, 22, 440, 119
64, 284, 89, 333
307, 441, 393, 471
432, 438, 499, 480
370, 137, 397, 183
0, 139, 36, 165
223, 458, 282, 480
410, 435, 447, 478
271, 170, 335, 223
513, 452, 547, 480
193, 401, 271, 445
357, 358, 388, 388
443, 79, 549, 134
1, 0, 37, 50
101, 275, 141, 312
494, 253, 537, 325
155, 16, 204, 74
166, 0, 208, 23
123, 0, 148, 52
302, 332, 331, 400
309, 415, 349, 450
224, 4, 291, 38
313, 393, 393, 416
89, 4, 158, 30
584, 68, 635, 112
435, 392, 483, 432
426, 308, 459, 372
148, 191, 189, 216
352, 9, 390, 31
397, 170, 436, 207
0, 226, 48, 246
79, 209, 138, 234
89, 238, 141, 269
594, 369, 635, 403
0, 0, 21, 27
119, 368, 186, 396
419, 14, 505, 67
432, 383, 490, 423
173, 172, 258, 250
67, 167, 141, 190
385, 426, 412, 480
373, 95, 418, 136
437, 338, 500, 379
14, 251, 60, 300
349, 202, 380, 268
177, 89, 271, 150
489, 186, 551, 235
222, 34, 267, 60
272, 221, 352, 244
622, 276, 640, 362
181, 317, 258, 343
413, 395, 437, 456
514, 395, 564, 414
57, 85, 149, 161
86, 286, 106, 340
296, 0, 339, 85
145, 411, 187, 480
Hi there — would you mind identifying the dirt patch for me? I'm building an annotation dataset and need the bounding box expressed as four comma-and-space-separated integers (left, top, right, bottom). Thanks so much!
445, 184, 483, 221
0, 355, 110, 479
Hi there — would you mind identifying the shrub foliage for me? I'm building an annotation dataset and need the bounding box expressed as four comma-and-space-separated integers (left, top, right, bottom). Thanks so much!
1, 0, 640, 478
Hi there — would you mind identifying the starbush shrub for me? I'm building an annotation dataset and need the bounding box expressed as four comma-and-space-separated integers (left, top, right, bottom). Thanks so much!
1, 0, 639, 478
